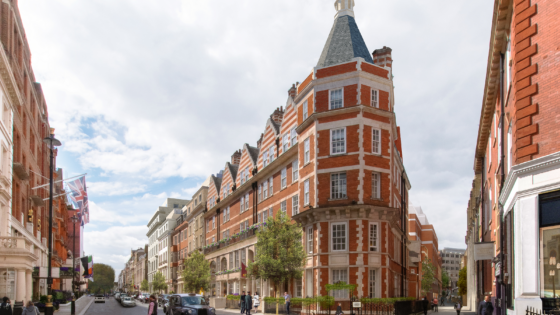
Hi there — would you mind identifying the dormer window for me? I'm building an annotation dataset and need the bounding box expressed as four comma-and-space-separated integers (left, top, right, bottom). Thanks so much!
330, 89, 343, 109
269, 146, 275, 162
263, 151, 269, 167
303, 100, 308, 119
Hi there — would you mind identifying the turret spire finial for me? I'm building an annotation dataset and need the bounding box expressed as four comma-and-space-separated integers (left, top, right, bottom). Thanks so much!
334, 0, 355, 19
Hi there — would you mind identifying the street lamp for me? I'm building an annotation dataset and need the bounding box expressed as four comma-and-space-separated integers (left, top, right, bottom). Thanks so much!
70, 214, 80, 315
43, 128, 61, 315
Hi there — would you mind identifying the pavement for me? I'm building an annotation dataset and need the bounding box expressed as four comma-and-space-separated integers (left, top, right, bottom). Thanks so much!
83, 297, 166, 314
430, 301, 476, 315
55, 296, 94, 315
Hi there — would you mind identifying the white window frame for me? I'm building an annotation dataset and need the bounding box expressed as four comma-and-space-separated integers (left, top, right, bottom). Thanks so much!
507, 121, 512, 172
283, 133, 290, 152
281, 168, 287, 189
303, 100, 308, 120
269, 177, 273, 195
330, 172, 347, 200
330, 128, 346, 155
369, 269, 377, 298
371, 89, 379, 108
269, 146, 275, 162
292, 195, 299, 215
369, 223, 378, 252
245, 193, 249, 211
304, 180, 310, 205
372, 172, 380, 199
292, 160, 299, 182
291, 128, 297, 146
304, 138, 310, 164
331, 268, 348, 298
280, 200, 287, 212
212, 216, 215, 229
258, 185, 262, 202
331, 222, 347, 251
372, 128, 381, 155
240, 196, 245, 213
329, 88, 344, 110
307, 226, 313, 254
263, 151, 269, 168
263, 181, 268, 199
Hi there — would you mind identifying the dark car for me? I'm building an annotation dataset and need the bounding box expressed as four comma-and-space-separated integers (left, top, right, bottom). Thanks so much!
166, 294, 215, 315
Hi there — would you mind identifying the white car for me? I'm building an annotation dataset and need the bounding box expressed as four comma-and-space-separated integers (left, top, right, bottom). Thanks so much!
94, 295, 105, 303
121, 296, 136, 307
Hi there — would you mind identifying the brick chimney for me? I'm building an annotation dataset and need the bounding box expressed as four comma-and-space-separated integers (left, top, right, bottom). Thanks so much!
231, 149, 241, 165
270, 107, 285, 125
288, 84, 297, 100
372, 46, 393, 68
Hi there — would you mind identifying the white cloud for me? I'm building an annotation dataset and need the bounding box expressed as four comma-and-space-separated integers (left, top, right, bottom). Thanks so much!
88, 181, 147, 196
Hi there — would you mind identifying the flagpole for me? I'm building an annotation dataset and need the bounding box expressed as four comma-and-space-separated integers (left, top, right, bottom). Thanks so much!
43, 129, 61, 315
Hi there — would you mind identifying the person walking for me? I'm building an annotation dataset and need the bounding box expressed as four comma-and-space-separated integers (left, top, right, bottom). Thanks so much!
21, 301, 39, 315
244, 291, 253, 315
147, 295, 157, 315
240, 291, 246, 315
478, 295, 494, 315
0, 297, 12, 315
335, 302, 343, 315
455, 301, 462, 315
422, 296, 429, 315
284, 292, 291, 315
432, 298, 438, 312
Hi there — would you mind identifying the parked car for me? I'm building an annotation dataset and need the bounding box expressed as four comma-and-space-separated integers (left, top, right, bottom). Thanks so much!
115, 293, 121, 302
158, 294, 170, 307
166, 294, 215, 315
94, 295, 105, 303
141, 294, 151, 303
120, 296, 136, 307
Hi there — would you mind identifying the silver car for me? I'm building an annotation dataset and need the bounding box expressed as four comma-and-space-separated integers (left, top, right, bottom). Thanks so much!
120, 296, 136, 307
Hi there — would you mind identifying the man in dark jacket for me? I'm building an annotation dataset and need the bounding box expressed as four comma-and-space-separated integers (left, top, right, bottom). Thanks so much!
478, 295, 494, 315
244, 291, 252, 315
240, 291, 246, 314
0, 297, 12, 315
422, 296, 429, 315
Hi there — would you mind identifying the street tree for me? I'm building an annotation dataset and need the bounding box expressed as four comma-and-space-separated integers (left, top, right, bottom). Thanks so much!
182, 249, 211, 293
421, 257, 437, 295
248, 211, 306, 298
88, 263, 115, 294
457, 267, 467, 296
140, 279, 149, 292
152, 271, 167, 293
442, 270, 450, 289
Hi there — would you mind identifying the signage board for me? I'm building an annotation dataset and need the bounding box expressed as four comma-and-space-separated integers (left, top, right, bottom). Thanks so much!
353, 302, 361, 308
474, 242, 495, 261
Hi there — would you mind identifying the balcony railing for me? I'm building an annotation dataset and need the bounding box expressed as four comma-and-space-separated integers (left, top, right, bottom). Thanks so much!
0, 237, 34, 255
203, 227, 257, 255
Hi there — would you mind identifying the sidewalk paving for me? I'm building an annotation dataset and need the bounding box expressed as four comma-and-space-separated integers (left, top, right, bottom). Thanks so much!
55, 296, 94, 315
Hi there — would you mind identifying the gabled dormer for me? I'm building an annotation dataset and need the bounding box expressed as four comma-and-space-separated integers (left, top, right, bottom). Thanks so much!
219, 160, 239, 201
257, 109, 284, 170
237, 143, 259, 188
207, 174, 222, 209
278, 99, 298, 156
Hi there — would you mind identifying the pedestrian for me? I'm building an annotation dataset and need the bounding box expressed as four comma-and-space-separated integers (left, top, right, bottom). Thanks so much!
244, 291, 253, 315
432, 298, 438, 312
252, 292, 260, 309
422, 296, 428, 315
455, 301, 462, 315
21, 301, 39, 315
147, 295, 157, 315
335, 302, 343, 315
478, 295, 494, 315
240, 291, 246, 314
284, 291, 291, 315
0, 297, 12, 315
440, 295, 445, 306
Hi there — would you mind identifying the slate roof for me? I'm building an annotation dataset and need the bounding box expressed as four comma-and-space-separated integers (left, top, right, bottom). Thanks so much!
211, 175, 222, 194
269, 119, 281, 134
316, 15, 374, 68
226, 163, 239, 181
246, 144, 260, 166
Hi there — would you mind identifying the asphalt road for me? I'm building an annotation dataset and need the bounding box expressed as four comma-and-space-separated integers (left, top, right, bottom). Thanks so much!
84, 297, 166, 314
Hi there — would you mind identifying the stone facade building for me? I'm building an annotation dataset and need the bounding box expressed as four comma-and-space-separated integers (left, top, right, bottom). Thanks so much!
203, 0, 411, 300
464, 0, 560, 314
439, 248, 465, 290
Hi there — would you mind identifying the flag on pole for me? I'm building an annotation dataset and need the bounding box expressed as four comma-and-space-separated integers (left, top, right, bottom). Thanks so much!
81, 255, 93, 278
67, 176, 89, 226
241, 262, 247, 278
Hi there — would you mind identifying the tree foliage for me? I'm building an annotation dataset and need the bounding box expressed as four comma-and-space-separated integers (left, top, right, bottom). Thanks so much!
151, 271, 167, 293
87, 263, 115, 294
457, 267, 467, 296
421, 257, 437, 295
182, 249, 211, 293
442, 270, 450, 288
140, 279, 149, 292
248, 211, 306, 297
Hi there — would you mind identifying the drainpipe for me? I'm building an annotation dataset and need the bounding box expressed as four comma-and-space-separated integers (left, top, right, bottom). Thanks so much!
252, 182, 258, 225
498, 53, 506, 315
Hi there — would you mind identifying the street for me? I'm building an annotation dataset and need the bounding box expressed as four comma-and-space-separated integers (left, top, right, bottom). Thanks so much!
84, 298, 236, 315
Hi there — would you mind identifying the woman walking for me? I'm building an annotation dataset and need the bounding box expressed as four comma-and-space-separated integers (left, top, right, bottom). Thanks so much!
21, 301, 39, 315
454, 301, 462, 315
147, 295, 157, 315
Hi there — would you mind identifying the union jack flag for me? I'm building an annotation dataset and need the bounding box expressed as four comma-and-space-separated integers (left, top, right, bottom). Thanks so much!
67, 176, 89, 226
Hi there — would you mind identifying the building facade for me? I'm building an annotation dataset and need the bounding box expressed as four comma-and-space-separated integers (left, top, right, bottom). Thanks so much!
439, 248, 465, 290
408, 204, 442, 300
146, 198, 189, 292
203, 0, 411, 301
465, 0, 560, 314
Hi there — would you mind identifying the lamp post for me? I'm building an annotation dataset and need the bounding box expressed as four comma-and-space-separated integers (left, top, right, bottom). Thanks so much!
43, 129, 61, 315
70, 214, 79, 315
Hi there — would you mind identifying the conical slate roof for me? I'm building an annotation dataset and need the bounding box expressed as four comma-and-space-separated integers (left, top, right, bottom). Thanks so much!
317, 15, 373, 68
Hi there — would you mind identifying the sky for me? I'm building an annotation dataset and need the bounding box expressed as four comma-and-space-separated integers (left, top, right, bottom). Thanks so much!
19, 0, 495, 277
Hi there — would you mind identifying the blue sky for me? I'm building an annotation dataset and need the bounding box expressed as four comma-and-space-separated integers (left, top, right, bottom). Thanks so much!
19, 0, 494, 276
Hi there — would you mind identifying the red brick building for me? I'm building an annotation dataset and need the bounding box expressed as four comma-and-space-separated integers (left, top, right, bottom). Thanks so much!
202, 0, 411, 302
464, 0, 560, 313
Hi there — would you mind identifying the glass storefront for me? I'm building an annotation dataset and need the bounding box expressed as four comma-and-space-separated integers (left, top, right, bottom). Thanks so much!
540, 191, 560, 298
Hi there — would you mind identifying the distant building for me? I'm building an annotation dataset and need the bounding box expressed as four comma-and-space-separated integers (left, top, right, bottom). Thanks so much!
439, 248, 465, 289
408, 203, 442, 300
